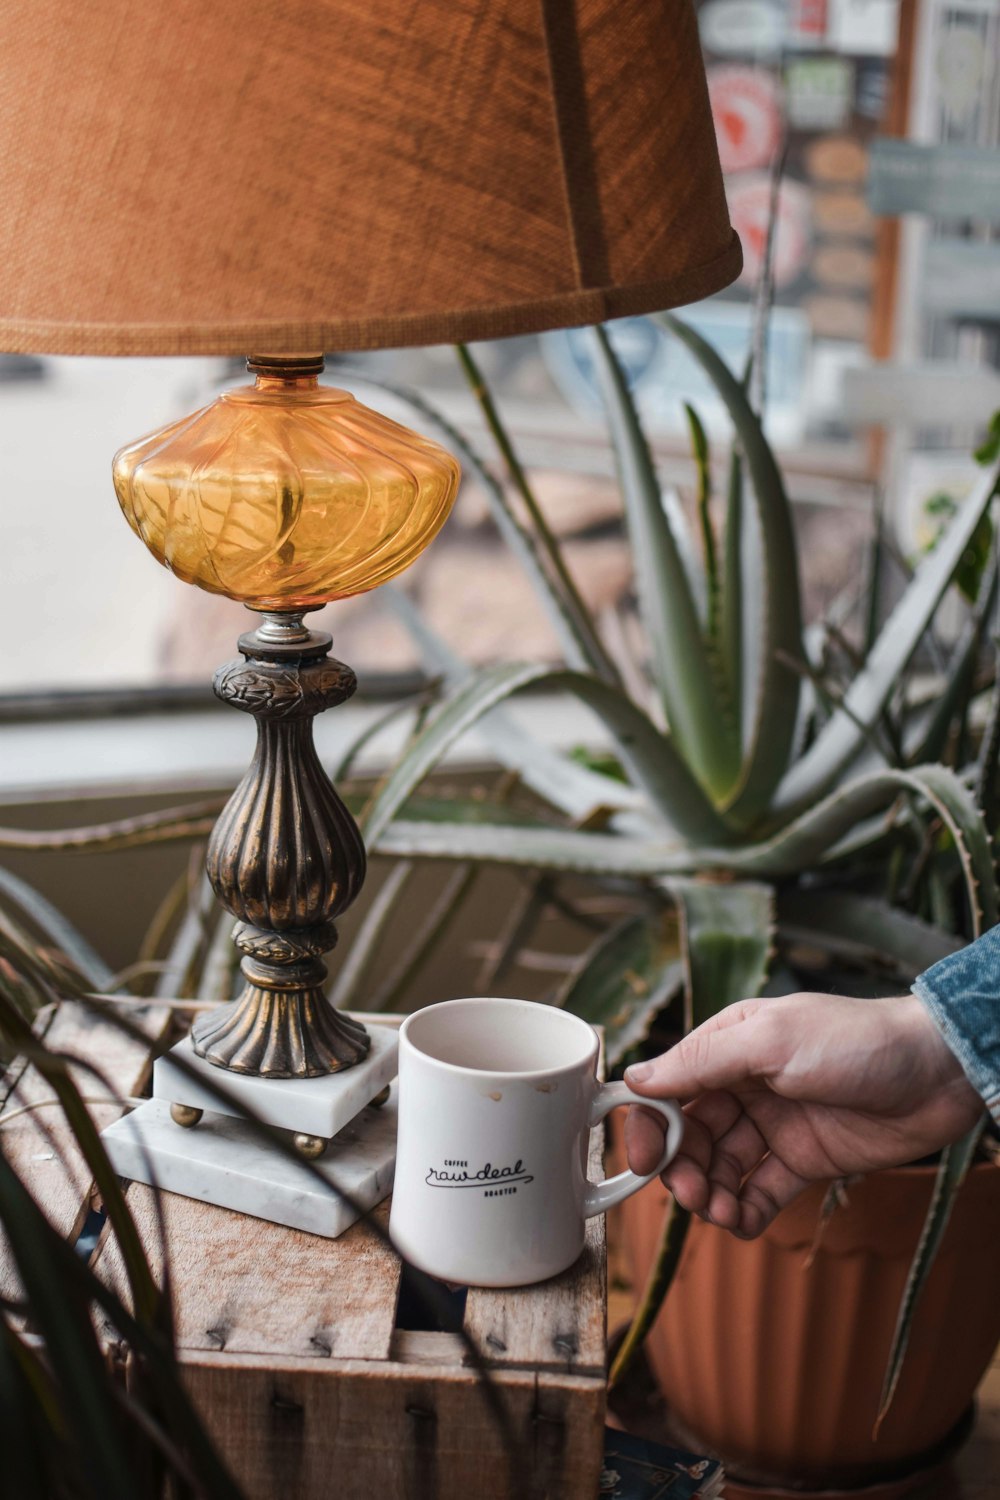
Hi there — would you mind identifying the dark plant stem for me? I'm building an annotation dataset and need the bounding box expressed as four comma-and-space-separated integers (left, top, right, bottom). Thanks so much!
608, 1196, 691, 1389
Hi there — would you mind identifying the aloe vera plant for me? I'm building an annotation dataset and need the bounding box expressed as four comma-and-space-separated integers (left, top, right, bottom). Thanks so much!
343, 321, 1000, 1417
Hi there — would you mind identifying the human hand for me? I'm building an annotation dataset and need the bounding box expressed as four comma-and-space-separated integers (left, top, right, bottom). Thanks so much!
623, 992, 983, 1238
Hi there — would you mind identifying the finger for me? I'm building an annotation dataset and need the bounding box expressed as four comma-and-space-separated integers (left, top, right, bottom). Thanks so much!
623, 1104, 668, 1175
680, 1106, 771, 1230
624, 1002, 764, 1099
626, 1099, 720, 1178
701, 1107, 770, 1192
737, 1153, 810, 1238
661, 1152, 711, 1214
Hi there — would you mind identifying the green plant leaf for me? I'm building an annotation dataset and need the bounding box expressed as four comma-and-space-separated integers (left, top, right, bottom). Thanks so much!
374, 818, 690, 874
663, 877, 774, 1032
684, 403, 720, 648
0, 869, 115, 990
877, 1123, 983, 1430
721, 446, 744, 739
772, 463, 1000, 818
455, 342, 624, 688
904, 557, 997, 766
589, 325, 740, 797
776, 890, 961, 979
361, 661, 735, 848
342, 366, 615, 682
384, 585, 645, 823
0, 798, 223, 854
726, 764, 998, 928
656, 312, 804, 826
556, 910, 683, 1066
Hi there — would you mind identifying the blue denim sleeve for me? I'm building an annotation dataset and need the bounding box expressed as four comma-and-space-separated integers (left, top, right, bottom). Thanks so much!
913, 925, 1000, 1121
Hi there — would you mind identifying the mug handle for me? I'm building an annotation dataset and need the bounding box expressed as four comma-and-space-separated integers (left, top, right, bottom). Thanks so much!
583, 1081, 684, 1218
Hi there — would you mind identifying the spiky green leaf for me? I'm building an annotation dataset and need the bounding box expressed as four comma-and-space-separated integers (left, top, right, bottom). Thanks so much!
589, 325, 739, 796
557, 910, 683, 1065
773, 463, 1000, 817
656, 312, 804, 825
663, 877, 773, 1031
361, 661, 735, 848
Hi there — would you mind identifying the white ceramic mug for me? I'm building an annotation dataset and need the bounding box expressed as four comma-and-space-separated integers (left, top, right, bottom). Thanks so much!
389, 996, 683, 1287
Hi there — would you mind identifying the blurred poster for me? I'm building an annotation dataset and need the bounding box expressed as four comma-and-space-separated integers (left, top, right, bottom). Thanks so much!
693, 0, 896, 439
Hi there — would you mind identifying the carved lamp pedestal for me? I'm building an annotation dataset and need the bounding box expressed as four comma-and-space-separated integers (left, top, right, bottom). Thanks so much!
194, 612, 368, 1080
100, 355, 459, 1214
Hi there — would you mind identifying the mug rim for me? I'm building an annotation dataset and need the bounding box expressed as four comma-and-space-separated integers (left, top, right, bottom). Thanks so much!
399, 996, 600, 1081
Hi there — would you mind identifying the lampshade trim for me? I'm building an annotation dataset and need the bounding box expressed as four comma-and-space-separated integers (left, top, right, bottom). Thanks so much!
0, 234, 742, 357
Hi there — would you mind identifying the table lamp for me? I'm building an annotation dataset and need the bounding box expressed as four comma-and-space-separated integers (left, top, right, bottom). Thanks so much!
0, 0, 740, 1232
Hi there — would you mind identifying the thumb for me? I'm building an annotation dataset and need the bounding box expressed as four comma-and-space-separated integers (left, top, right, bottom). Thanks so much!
624, 1001, 763, 1099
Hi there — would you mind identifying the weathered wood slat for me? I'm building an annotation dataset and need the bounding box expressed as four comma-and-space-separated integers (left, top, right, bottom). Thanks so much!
178, 1351, 605, 1500
99, 1189, 402, 1363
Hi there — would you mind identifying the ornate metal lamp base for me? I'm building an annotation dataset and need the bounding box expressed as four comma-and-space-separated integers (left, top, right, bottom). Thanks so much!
193, 609, 371, 1080
192, 976, 369, 1078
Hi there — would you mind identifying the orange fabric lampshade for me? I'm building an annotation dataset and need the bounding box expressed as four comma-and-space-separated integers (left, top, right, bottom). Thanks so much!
0, 0, 740, 356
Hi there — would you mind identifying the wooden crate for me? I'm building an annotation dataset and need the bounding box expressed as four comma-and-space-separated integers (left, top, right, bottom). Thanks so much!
4, 1002, 608, 1499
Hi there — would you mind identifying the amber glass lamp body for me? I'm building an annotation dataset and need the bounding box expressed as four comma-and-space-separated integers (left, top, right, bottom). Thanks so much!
113, 366, 460, 610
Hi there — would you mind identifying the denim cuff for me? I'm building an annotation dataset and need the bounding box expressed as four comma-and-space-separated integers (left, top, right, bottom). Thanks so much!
913, 924, 1000, 1123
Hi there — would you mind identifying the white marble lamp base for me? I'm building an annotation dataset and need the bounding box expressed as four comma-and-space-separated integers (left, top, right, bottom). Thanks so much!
152, 1022, 399, 1139
99, 1019, 399, 1238
101, 1089, 397, 1239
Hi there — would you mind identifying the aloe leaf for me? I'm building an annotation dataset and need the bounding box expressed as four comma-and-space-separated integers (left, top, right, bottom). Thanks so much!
726, 764, 998, 929
0, 798, 222, 853
773, 462, 1000, 818
379, 762, 999, 931
384, 586, 644, 822
0, 869, 115, 990
664, 877, 774, 1032
877, 1123, 983, 1430
455, 342, 623, 688
589, 325, 739, 797
661, 485, 707, 621
330, 862, 414, 1010
361, 661, 735, 849
656, 313, 804, 826
367, 863, 478, 1013
342, 366, 613, 681
721, 446, 743, 736
904, 560, 996, 766
777, 890, 961, 979
557, 910, 684, 1065
329, 690, 437, 783
374, 818, 689, 875
684, 403, 720, 648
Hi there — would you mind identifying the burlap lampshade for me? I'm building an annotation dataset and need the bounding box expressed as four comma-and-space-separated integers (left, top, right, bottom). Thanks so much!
0, 0, 740, 356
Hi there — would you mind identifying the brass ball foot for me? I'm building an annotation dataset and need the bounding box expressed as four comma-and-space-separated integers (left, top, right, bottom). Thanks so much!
370, 1085, 391, 1109
170, 1103, 203, 1128
294, 1132, 328, 1160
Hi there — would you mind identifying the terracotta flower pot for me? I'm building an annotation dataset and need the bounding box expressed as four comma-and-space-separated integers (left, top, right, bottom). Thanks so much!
616, 1157, 1000, 1487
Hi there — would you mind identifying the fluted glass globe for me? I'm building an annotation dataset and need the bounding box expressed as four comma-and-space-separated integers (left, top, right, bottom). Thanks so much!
112, 366, 460, 610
